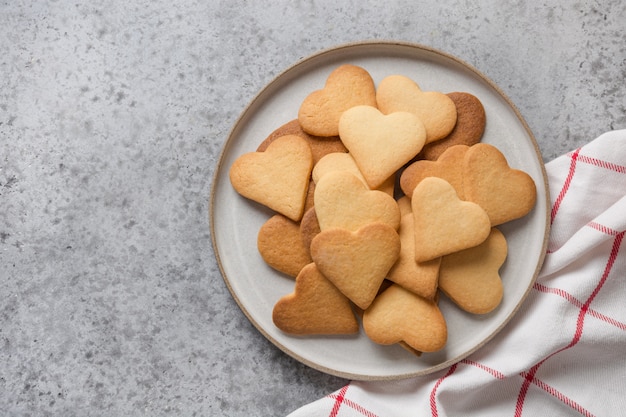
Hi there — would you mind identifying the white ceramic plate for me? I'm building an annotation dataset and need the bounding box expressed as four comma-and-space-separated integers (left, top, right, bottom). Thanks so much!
210, 41, 550, 380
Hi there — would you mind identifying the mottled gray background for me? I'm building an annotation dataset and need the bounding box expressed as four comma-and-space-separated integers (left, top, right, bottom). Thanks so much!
1, 0, 624, 416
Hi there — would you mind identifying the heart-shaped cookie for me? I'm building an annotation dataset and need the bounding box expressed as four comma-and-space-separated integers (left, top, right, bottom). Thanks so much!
229, 134, 313, 222
257, 214, 313, 278
418, 92, 486, 160
463, 143, 537, 226
412, 177, 491, 262
387, 214, 441, 300
312, 151, 395, 196
314, 170, 400, 232
298, 64, 377, 137
272, 263, 359, 335
363, 284, 447, 352
376, 75, 457, 143
310, 223, 401, 310
439, 227, 507, 314
338, 105, 426, 189
400, 144, 469, 199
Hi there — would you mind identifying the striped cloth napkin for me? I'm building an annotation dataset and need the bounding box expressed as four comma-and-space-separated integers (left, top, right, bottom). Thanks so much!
288, 129, 626, 417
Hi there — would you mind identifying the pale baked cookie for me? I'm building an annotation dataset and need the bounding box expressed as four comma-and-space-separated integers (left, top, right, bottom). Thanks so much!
363, 284, 447, 353
298, 64, 377, 137
412, 177, 491, 262
418, 92, 486, 161
310, 223, 401, 310
376, 75, 457, 143
229, 134, 313, 222
272, 263, 359, 335
387, 214, 441, 300
314, 170, 400, 232
312, 151, 395, 196
257, 214, 313, 278
400, 144, 469, 200
312, 152, 362, 184
257, 119, 348, 166
463, 143, 537, 226
439, 227, 507, 314
338, 105, 426, 189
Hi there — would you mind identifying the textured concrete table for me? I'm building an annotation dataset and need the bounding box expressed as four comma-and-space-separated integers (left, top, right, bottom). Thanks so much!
1, 1, 624, 416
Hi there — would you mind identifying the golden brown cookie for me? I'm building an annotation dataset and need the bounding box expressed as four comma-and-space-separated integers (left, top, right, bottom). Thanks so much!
412, 177, 491, 262
310, 223, 401, 310
418, 92, 486, 161
298, 64, 377, 137
387, 214, 441, 299
363, 283, 447, 352
438, 227, 507, 314
400, 144, 469, 200
272, 263, 359, 335
229, 134, 313, 221
376, 75, 457, 143
463, 143, 537, 226
257, 214, 313, 278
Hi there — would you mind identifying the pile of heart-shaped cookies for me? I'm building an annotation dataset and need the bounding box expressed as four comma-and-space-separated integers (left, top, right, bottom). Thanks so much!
229, 64, 537, 355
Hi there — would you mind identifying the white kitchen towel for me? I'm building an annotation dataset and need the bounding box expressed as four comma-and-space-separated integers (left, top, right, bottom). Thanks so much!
288, 129, 626, 417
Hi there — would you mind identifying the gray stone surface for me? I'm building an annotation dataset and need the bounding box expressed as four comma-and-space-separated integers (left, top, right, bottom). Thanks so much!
1, 0, 624, 416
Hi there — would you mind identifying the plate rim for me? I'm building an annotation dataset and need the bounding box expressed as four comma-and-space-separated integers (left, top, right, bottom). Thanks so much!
209, 40, 551, 380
